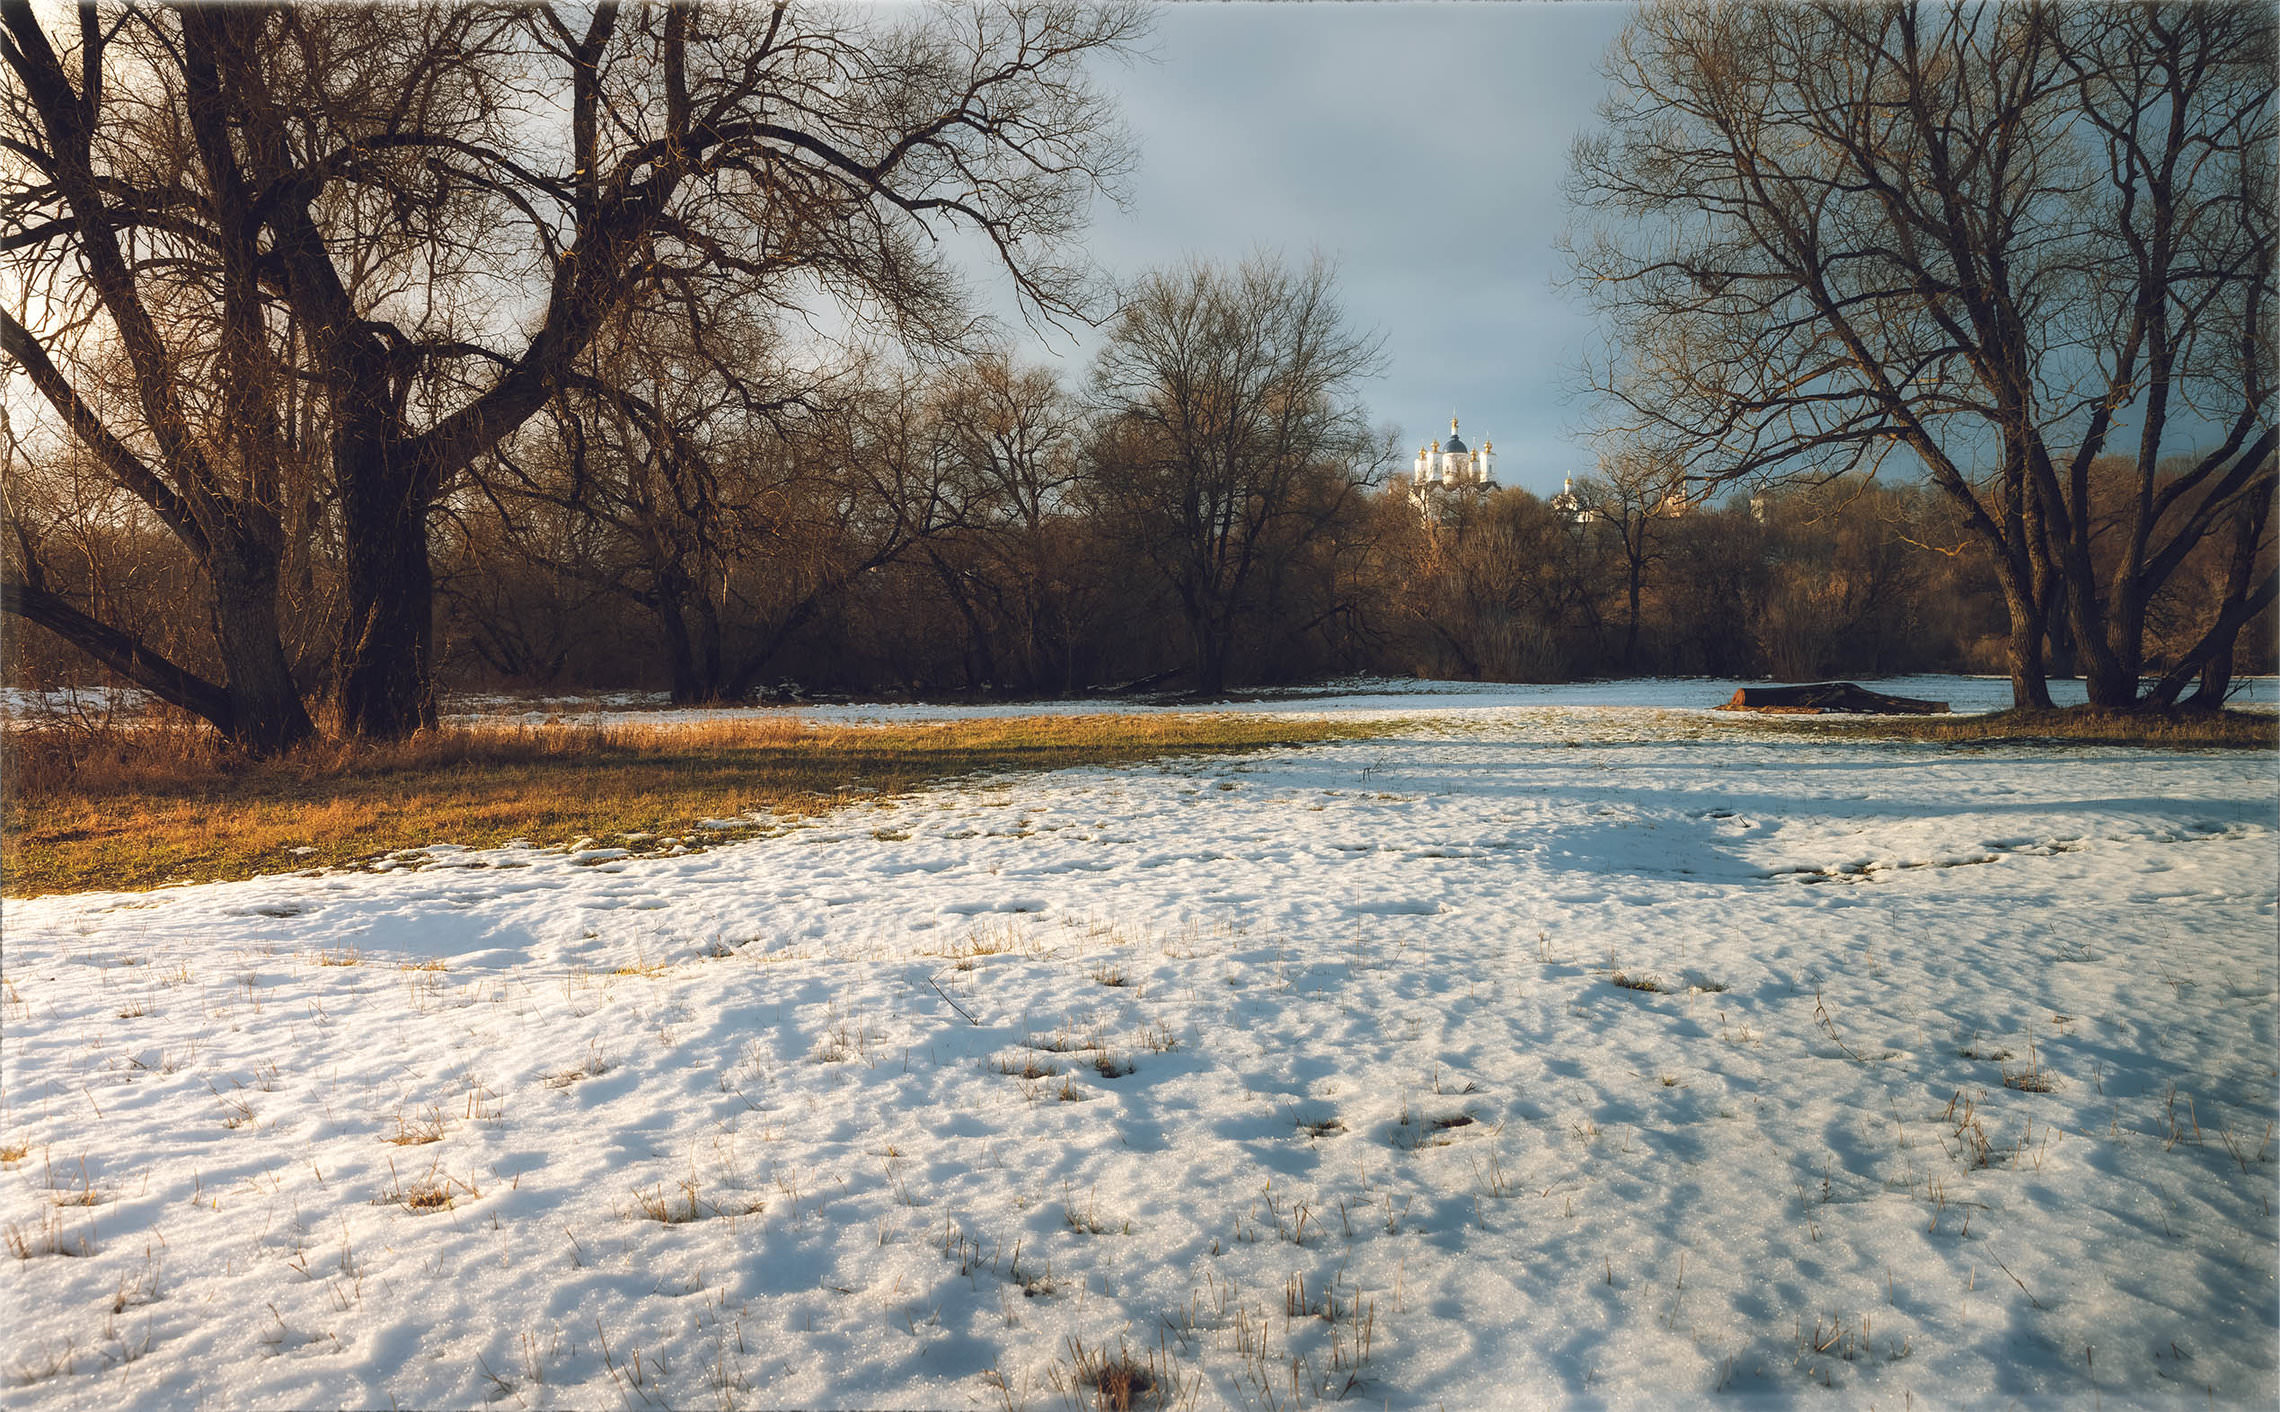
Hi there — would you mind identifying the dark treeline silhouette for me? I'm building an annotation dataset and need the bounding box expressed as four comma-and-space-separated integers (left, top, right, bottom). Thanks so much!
11, 333, 2271, 703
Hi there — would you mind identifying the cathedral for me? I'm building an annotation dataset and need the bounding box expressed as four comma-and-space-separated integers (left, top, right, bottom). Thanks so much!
1406, 415, 1497, 519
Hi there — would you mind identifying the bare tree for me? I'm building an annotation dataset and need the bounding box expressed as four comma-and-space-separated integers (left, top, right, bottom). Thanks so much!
2148, 488, 2275, 705
3, 1, 1142, 741
1086, 254, 1388, 695
1569, 446, 1688, 671
475, 322, 955, 704
475, 296, 794, 704
921, 354, 1088, 691
1657, 499, 1772, 677
0, 405, 231, 706
1568, 0, 2274, 709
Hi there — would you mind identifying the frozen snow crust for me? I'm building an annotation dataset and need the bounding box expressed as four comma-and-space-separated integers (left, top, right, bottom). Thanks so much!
3, 685, 2276, 1408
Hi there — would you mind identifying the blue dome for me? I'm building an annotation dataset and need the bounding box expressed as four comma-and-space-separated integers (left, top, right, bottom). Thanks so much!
1443, 432, 1468, 454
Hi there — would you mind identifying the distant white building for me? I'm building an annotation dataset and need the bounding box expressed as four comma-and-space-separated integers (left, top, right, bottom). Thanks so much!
1547, 473, 1694, 526
1549, 476, 1597, 524
1406, 415, 1497, 520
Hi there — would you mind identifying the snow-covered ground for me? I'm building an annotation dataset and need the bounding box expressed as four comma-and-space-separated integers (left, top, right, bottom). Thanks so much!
3, 689, 2275, 1409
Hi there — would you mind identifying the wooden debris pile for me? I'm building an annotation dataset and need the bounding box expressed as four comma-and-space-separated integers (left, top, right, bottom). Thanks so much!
1717, 682, 1951, 715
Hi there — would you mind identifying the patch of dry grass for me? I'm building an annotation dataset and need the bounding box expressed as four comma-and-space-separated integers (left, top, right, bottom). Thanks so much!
2, 711, 1387, 898
631, 1180, 763, 1225
383, 1107, 447, 1146
1739, 705, 2276, 749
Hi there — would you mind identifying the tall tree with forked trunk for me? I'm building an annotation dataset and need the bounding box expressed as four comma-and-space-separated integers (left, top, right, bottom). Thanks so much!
1568, 1, 2274, 709
3, 0, 1141, 743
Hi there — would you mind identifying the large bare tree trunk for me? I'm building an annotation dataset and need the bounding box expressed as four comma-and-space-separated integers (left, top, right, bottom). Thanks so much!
1192, 620, 1231, 698
2152, 492, 2278, 710
2003, 589, 2056, 711
1622, 555, 1644, 672
210, 554, 318, 751
335, 443, 437, 736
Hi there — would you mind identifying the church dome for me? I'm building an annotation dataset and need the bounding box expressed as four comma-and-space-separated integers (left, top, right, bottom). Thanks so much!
1441, 415, 1467, 454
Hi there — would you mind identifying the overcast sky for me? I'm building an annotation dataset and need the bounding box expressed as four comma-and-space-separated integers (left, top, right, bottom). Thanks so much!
1008, 1, 1637, 497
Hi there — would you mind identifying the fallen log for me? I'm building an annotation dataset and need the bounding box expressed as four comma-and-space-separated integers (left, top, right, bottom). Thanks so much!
1094, 668, 1183, 696
1716, 682, 1951, 715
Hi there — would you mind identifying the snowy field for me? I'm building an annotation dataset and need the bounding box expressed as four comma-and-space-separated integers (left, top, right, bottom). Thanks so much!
2, 685, 2276, 1409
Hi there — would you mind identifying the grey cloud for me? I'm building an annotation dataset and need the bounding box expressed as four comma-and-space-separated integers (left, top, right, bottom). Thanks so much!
996, 2, 1633, 494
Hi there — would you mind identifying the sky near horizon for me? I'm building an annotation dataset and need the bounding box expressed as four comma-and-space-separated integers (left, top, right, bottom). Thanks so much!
1005, 1, 1638, 497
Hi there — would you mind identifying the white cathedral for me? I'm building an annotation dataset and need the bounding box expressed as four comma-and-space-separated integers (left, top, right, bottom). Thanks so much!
1406, 415, 1497, 518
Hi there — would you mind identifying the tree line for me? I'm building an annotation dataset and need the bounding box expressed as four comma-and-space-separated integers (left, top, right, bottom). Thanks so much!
11, 289, 2270, 705
5, 2, 2272, 742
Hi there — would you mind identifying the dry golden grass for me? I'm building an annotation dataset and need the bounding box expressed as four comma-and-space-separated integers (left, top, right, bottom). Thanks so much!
2, 711, 1385, 898
1740, 705, 2277, 749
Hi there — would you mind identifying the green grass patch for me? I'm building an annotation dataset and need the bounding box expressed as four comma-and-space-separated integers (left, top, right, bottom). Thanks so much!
3, 713, 1390, 898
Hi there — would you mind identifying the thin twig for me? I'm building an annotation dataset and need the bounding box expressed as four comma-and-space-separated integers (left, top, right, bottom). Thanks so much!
1987, 1246, 2044, 1309
927, 971, 978, 1026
